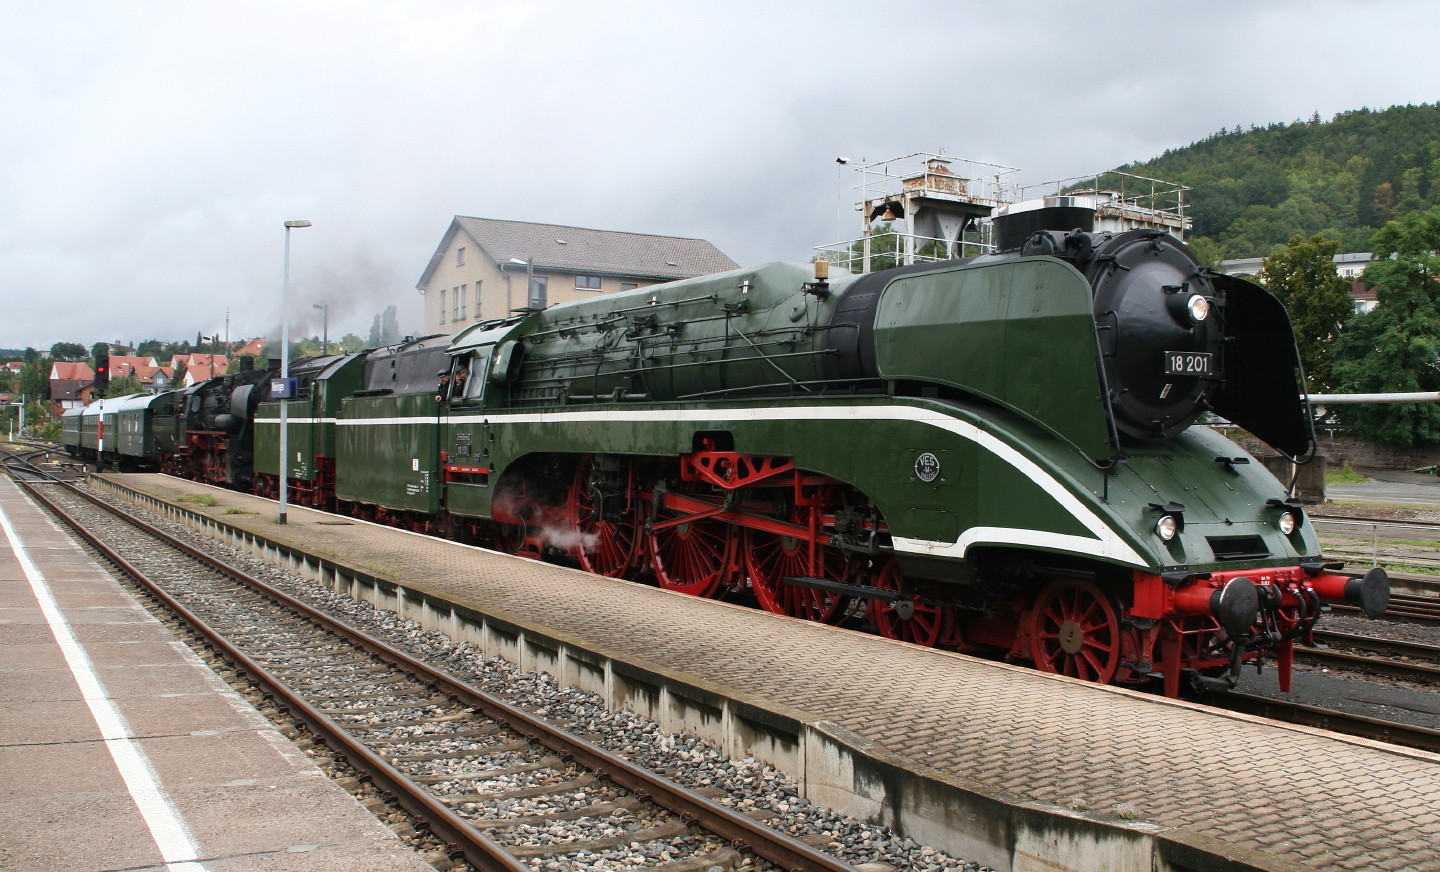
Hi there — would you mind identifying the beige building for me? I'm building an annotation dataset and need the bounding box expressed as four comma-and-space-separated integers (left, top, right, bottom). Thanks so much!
416, 217, 738, 333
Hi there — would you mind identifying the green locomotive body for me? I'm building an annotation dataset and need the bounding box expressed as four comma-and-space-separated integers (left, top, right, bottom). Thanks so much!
332, 336, 451, 523
418, 219, 1382, 695
64, 201, 1386, 696
254, 352, 368, 508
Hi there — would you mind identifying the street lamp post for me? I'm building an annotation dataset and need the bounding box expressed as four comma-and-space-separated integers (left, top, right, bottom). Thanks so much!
312, 303, 328, 355
279, 219, 312, 524
509, 257, 536, 310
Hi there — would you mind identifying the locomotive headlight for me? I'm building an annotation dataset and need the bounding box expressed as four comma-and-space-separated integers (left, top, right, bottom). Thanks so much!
1156, 515, 1179, 541
1277, 511, 1297, 536
1186, 294, 1211, 323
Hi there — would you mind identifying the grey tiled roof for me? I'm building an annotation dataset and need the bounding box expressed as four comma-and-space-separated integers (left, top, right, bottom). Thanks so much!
419, 217, 738, 287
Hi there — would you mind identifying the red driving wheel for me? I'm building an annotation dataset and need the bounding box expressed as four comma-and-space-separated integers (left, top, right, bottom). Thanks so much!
745, 526, 851, 623
567, 456, 640, 578
647, 508, 735, 597
867, 557, 944, 647
1029, 578, 1122, 683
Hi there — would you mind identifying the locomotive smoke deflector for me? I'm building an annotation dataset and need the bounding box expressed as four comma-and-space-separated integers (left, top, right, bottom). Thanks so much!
1207, 273, 1315, 459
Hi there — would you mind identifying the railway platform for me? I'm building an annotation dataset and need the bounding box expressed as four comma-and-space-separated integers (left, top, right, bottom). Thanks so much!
93, 473, 1440, 872
0, 476, 434, 872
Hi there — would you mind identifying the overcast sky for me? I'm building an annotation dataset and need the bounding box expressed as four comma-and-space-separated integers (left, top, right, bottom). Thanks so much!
3, 0, 1436, 351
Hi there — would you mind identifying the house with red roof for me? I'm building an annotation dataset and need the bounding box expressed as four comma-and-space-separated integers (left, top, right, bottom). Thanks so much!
170, 353, 229, 386
48, 361, 95, 416
232, 338, 266, 359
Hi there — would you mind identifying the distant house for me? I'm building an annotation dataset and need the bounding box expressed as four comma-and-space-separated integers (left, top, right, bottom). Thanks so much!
170, 353, 229, 386
416, 217, 738, 333
232, 338, 265, 359
48, 361, 94, 416
106, 355, 176, 393
4, 362, 23, 375
1220, 252, 1377, 313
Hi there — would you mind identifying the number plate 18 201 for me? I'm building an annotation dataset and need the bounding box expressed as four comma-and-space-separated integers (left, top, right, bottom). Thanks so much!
1164, 351, 1214, 376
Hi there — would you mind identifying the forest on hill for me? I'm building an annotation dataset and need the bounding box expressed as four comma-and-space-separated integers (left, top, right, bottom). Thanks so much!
1114, 103, 1440, 259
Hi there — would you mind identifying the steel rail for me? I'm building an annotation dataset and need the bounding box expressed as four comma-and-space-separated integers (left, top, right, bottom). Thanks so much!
1311, 629, 1440, 662
1296, 643, 1440, 684
1330, 593, 1440, 623
23, 477, 861, 872
1310, 514, 1440, 532
1222, 691, 1440, 753
17, 479, 528, 872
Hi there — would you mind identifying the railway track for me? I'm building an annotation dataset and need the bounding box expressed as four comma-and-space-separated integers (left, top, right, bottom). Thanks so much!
1311, 513, 1440, 573
1298, 630, 1440, 684
1, 441, 81, 482
1221, 691, 1440, 752
20, 459, 1440, 814
14, 473, 864, 872
1330, 592, 1440, 623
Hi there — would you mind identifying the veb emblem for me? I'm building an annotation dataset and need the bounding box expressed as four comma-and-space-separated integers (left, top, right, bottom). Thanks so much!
915, 452, 941, 483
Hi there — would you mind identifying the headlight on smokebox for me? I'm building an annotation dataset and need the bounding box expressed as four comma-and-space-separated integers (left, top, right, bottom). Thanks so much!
1265, 498, 1303, 535
1187, 294, 1210, 323
1156, 515, 1179, 541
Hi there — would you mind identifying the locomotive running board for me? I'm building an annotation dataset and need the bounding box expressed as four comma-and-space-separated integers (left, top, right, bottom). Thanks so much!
782, 575, 902, 602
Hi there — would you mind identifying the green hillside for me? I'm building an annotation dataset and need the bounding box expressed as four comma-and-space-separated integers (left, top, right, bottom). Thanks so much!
1115, 103, 1440, 258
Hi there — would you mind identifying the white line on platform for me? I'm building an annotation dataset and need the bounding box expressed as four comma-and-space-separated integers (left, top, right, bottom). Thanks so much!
0, 499, 209, 872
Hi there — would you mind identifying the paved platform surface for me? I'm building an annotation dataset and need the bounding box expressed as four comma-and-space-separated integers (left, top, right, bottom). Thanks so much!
100, 474, 1440, 871
0, 477, 433, 872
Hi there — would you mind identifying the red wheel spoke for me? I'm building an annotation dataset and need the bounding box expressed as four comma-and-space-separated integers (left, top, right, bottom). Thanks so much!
1029, 579, 1120, 684
646, 481, 735, 598
866, 557, 944, 647
745, 525, 849, 623
569, 456, 639, 578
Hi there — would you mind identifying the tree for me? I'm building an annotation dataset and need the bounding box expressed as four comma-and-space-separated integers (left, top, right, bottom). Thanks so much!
1331, 210, 1440, 444
844, 222, 949, 272
1186, 236, 1225, 271
380, 304, 401, 345
1257, 234, 1354, 391
50, 342, 86, 360
18, 358, 46, 402
369, 305, 402, 346
104, 375, 143, 398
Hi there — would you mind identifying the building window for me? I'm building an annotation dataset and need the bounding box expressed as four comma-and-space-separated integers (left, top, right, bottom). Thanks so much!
528, 276, 548, 309
456, 246, 465, 266
620, 282, 638, 292
454, 285, 466, 320
474, 281, 483, 319
575, 275, 602, 290
439, 288, 447, 324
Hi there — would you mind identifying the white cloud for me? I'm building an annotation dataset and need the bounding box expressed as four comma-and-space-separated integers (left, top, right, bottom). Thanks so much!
3, 0, 1438, 348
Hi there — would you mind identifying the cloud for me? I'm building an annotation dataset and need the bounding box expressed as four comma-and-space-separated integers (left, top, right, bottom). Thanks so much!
3, 0, 1438, 348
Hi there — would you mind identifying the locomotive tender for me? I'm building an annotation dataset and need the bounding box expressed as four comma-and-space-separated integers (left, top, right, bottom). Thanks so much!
64, 197, 1389, 696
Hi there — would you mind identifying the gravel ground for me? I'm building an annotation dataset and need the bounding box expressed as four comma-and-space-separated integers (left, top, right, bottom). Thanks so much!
84, 488, 995, 872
